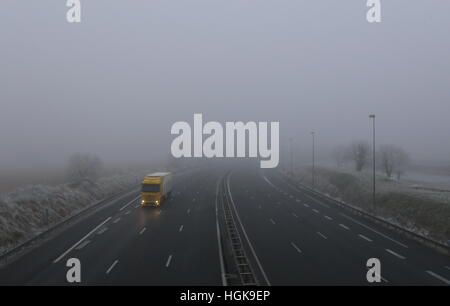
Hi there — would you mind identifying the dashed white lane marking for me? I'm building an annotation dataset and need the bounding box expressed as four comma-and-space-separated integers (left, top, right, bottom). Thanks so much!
139, 227, 146, 235
340, 213, 408, 249
324, 215, 333, 221
270, 219, 276, 225
358, 234, 373, 242
386, 249, 406, 260
426, 271, 450, 285
187, 208, 191, 214
134, 204, 140, 208
232, 174, 271, 286
317, 232, 327, 240
192, 198, 196, 202
258, 205, 262, 209
296, 199, 301, 202
179, 225, 184, 232
280, 178, 331, 209
445, 266, 450, 271
113, 217, 121, 224
339, 224, 350, 230
106, 260, 118, 274
303, 203, 309, 208
97, 227, 108, 235
289, 195, 294, 199
290, 242, 302, 254
119, 196, 140, 211
292, 212, 298, 218
75, 240, 90, 250
165, 255, 173, 267
53, 217, 111, 263
125, 210, 131, 215
312, 209, 320, 214
380, 275, 389, 283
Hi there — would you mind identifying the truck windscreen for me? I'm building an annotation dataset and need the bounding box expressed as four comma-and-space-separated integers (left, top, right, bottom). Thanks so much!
141, 183, 160, 192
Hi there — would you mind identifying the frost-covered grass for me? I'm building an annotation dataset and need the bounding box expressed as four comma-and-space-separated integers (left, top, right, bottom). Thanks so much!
291, 166, 450, 244
0, 172, 143, 254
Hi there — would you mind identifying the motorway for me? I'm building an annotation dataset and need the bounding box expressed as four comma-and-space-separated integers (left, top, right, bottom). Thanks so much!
0, 165, 449, 285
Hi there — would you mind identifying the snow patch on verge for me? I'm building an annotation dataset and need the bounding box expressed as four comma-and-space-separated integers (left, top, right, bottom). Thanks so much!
0, 173, 143, 254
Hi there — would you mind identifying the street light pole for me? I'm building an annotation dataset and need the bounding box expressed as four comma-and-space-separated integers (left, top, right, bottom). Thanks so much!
311, 131, 315, 187
289, 137, 293, 176
369, 114, 376, 212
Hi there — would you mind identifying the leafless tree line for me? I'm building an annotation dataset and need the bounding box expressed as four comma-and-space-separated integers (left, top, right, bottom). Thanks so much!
66, 153, 103, 185
332, 142, 410, 180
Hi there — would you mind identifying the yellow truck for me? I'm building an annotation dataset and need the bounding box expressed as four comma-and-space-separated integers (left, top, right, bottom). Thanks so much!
140, 172, 173, 207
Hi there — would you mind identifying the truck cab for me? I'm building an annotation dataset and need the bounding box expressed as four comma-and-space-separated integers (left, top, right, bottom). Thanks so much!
140, 172, 172, 207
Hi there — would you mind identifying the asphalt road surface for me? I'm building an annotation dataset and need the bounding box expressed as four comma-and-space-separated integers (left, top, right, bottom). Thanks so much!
0, 166, 448, 285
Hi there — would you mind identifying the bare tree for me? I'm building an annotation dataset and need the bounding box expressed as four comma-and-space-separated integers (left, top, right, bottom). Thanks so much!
331, 145, 348, 168
378, 145, 410, 180
67, 153, 103, 185
349, 141, 370, 172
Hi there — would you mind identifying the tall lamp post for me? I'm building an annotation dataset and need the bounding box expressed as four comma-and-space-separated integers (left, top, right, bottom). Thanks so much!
311, 131, 315, 187
289, 137, 293, 176
369, 114, 376, 212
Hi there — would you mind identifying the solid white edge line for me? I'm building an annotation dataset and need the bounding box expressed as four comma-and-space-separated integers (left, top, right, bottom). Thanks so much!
53, 217, 112, 263
262, 174, 330, 209
340, 213, 408, 248
276, 172, 410, 250
278, 176, 331, 209
215, 179, 228, 286
229, 172, 271, 286
119, 196, 140, 211
426, 270, 450, 285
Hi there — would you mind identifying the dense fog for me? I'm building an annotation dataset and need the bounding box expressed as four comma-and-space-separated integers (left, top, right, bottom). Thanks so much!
1, 1, 449, 171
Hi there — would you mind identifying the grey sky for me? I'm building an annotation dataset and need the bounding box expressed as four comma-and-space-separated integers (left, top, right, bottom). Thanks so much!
1, 0, 449, 168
